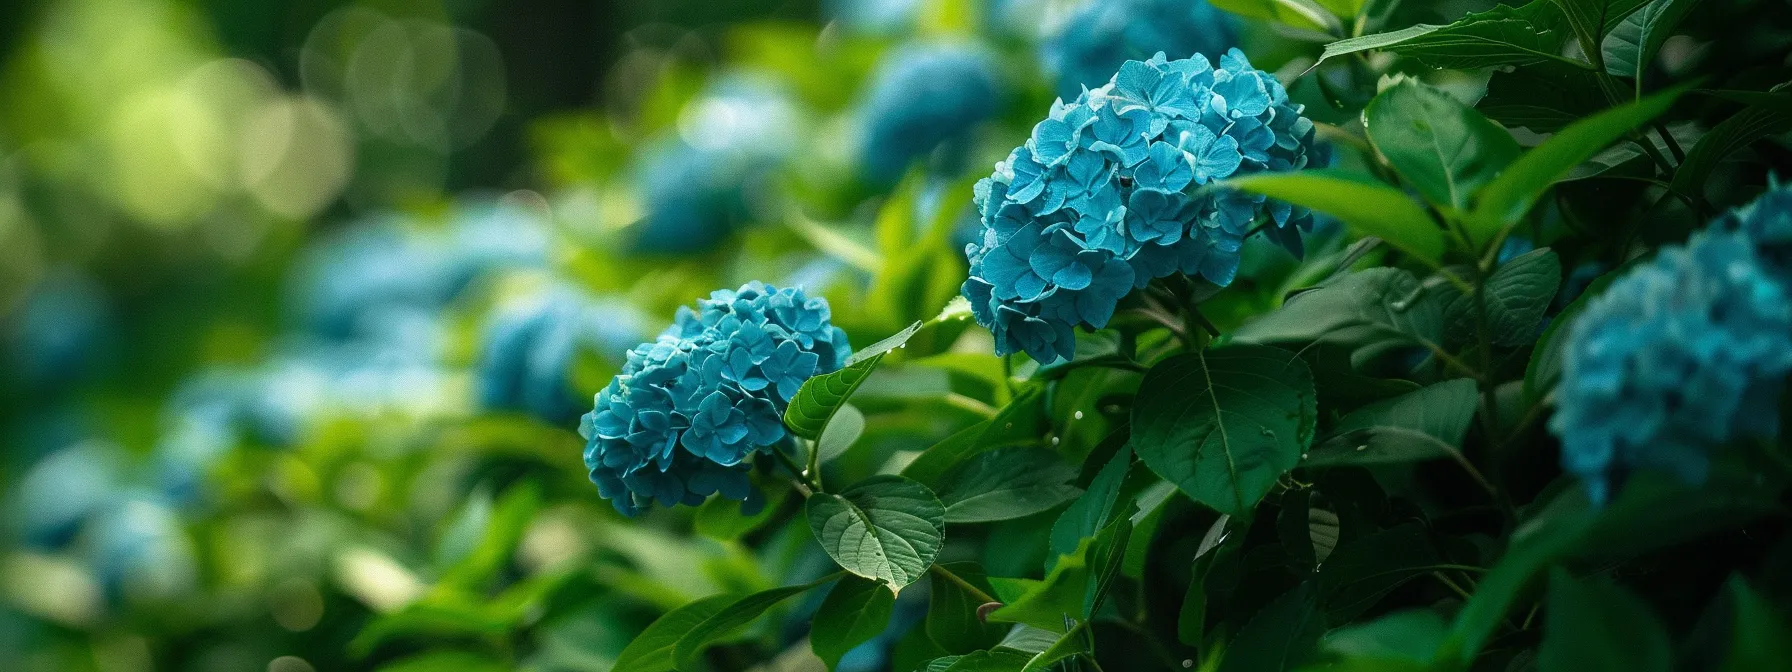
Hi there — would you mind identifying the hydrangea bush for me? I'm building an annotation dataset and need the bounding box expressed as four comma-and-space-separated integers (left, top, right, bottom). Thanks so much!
963, 50, 1327, 363
1043, 0, 1236, 98
580, 282, 850, 514
1553, 187, 1792, 502
478, 285, 647, 423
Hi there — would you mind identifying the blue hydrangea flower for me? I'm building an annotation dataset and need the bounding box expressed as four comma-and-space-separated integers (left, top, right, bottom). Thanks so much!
1551, 228, 1792, 503
1043, 0, 1237, 99
1718, 180, 1792, 275
631, 77, 802, 255
4, 269, 112, 390
580, 282, 850, 515
11, 442, 125, 550
963, 50, 1328, 363
479, 285, 648, 424
86, 492, 198, 601
856, 44, 1003, 186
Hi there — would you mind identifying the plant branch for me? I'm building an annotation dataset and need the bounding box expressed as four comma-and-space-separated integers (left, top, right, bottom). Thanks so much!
929, 564, 997, 605
773, 445, 818, 496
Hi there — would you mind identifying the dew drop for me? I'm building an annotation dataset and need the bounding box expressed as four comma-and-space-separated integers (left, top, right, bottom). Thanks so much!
1050, 437, 1061, 446
1355, 445, 1369, 452
1073, 411, 1085, 420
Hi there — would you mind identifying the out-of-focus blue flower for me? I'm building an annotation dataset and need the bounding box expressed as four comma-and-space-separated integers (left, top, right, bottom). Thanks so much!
631, 77, 803, 255
5, 269, 111, 390
11, 442, 125, 550
856, 44, 1003, 185
1718, 180, 1792, 274
86, 492, 197, 602
150, 408, 236, 508
1551, 229, 1792, 503
580, 282, 850, 515
479, 285, 648, 424
963, 51, 1328, 363
291, 206, 547, 340
1044, 0, 1236, 99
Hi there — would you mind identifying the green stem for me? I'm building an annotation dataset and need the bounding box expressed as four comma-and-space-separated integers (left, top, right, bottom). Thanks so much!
942, 393, 1000, 418
929, 564, 997, 605
773, 445, 818, 496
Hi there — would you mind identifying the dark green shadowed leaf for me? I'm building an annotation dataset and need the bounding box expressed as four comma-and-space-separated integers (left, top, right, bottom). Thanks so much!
1472, 85, 1685, 233
1538, 570, 1671, 672
1223, 171, 1446, 265
1232, 268, 1445, 363
927, 562, 1006, 654
1719, 577, 1792, 672
903, 387, 1048, 487
1318, 609, 1447, 668
1131, 345, 1317, 516
1048, 445, 1134, 569
1524, 261, 1631, 404
672, 575, 841, 668
786, 321, 922, 440
1179, 515, 1244, 646
1670, 90, 1792, 200
1021, 621, 1090, 672
611, 594, 735, 672
1316, 523, 1441, 623
1305, 379, 1480, 470
1480, 61, 1606, 134
1219, 582, 1326, 672
932, 649, 1033, 671
988, 516, 1132, 632
812, 575, 896, 670
1601, 0, 1703, 83
1279, 488, 1340, 572
1466, 248, 1561, 347
806, 475, 946, 592
1364, 80, 1520, 212
1312, 2, 1568, 70
936, 446, 1082, 523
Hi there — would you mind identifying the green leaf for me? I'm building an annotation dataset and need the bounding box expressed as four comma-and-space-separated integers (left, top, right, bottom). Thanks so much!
1316, 523, 1441, 622
672, 576, 841, 668
903, 387, 1048, 487
926, 562, 1006, 654
439, 482, 542, 590
1021, 621, 1090, 672
1306, 379, 1480, 468
1208, 0, 1339, 33
1364, 81, 1520, 212
1451, 248, 1561, 347
1131, 345, 1317, 516
1479, 60, 1606, 134
1223, 171, 1446, 265
807, 475, 946, 592
1669, 92, 1792, 199
1437, 490, 1599, 666
936, 447, 1082, 523
787, 321, 920, 440
1472, 85, 1685, 233
1319, 609, 1447, 666
1538, 570, 1671, 672
1279, 488, 1340, 572
1550, 0, 1652, 62
1719, 577, 1792, 672
612, 593, 735, 672
815, 403, 866, 465
1047, 446, 1134, 569
1179, 515, 1244, 645
1601, 0, 1703, 82
989, 517, 1132, 632
812, 576, 896, 670
1219, 582, 1326, 672
1234, 267, 1445, 365
1312, 3, 1567, 70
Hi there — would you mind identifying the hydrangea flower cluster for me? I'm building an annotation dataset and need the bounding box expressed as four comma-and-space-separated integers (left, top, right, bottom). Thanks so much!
962, 50, 1327, 363
1552, 217, 1792, 503
631, 77, 802, 254
580, 282, 850, 515
479, 285, 647, 424
856, 44, 1003, 185
1044, 0, 1236, 99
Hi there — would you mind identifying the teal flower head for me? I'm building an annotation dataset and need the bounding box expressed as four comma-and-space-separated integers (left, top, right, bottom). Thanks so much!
963, 50, 1327, 363
580, 282, 850, 515
1551, 225, 1792, 503
857, 44, 1003, 185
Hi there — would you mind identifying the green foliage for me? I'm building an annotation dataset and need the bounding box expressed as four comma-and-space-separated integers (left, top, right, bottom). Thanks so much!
1365, 81, 1520, 212
807, 475, 947, 592
812, 576, 897, 669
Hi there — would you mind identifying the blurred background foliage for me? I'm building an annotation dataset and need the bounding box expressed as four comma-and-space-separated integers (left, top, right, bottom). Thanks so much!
1, 0, 1788, 671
